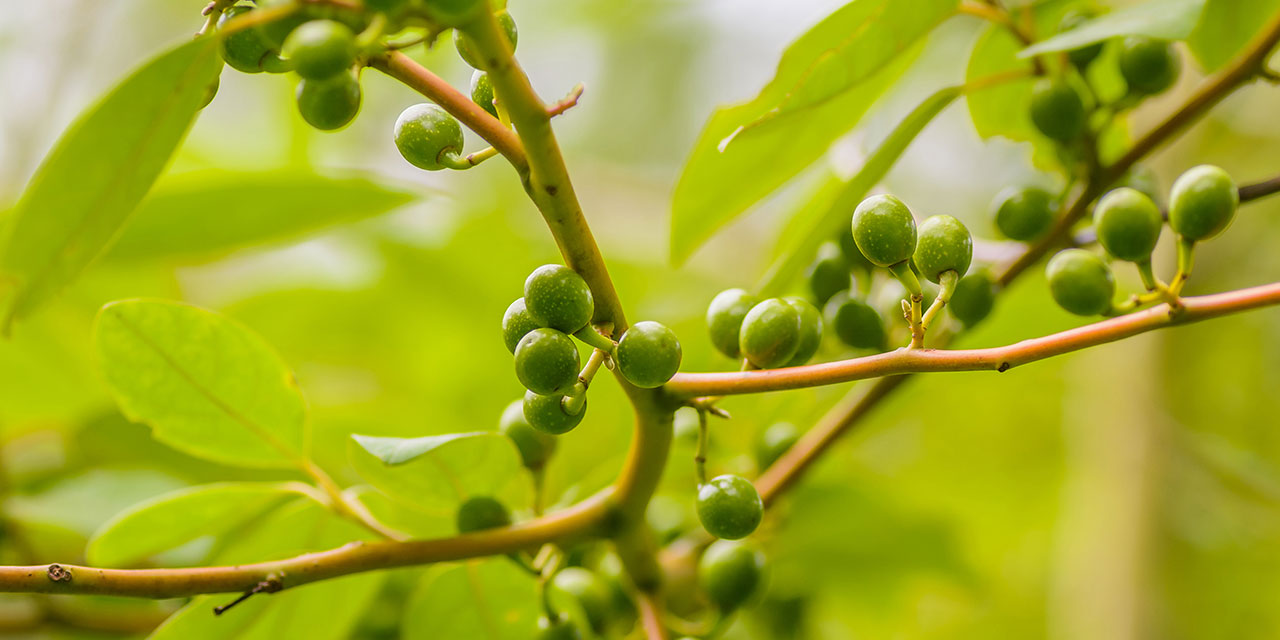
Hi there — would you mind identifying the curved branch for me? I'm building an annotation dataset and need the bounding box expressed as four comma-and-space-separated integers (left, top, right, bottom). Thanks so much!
663, 282, 1280, 398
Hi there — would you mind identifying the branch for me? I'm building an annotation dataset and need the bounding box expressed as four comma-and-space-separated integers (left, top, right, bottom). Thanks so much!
636, 591, 671, 640
663, 282, 1280, 398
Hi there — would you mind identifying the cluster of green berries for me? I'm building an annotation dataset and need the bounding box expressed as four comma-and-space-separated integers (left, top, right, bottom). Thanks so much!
1030, 14, 1181, 144
504, 264, 682, 435
1046, 165, 1237, 316
705, 291, 823, 369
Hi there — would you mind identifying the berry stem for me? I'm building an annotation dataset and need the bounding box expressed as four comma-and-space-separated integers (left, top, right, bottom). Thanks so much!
573, 324, 617, 354
694, 408, 710, 485
1173, 236, 1196, 296
920, 270, 959, 335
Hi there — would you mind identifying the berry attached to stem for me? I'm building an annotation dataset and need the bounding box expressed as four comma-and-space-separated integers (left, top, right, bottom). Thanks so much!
696, 475, 763, 540
1030, 77, 1087, 142
523, 390, 586, 435
525, 265, 595, 334
993, 186, 1054, 242
295, 71, 362, 131
283, 20, 357, 80
698, 540, 767, 611
738, 299, 803, 370
706, 289, 759, 359
394, 103, 465, 171
514, 328, 581, 395
616, 321, 682, 388
1046, 249, 1116, 316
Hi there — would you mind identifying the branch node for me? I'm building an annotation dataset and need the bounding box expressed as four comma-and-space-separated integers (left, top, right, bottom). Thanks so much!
997, 362, 1011, 373
213, 575, 284, 616
46, 564, 72, 583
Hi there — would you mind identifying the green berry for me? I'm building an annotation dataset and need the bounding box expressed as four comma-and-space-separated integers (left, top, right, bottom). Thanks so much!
755, 422, 799, 470
424, 0, 486, 27
283, 20, 357, 80
913, 215, 972, 284
949, 271, 998, 327
502, 297, 541, 354
852, 194, 917, 267
1119, 37, 1180, 96
993, 186, 1054, 242
455, 10, 518, 69
823, 292, 885, 351
218, 6, 279, 74
806, 243, 852, 306
1046, 249, 1115, 316
470, 70, 498, 118
523, 390, 585, 435
696, 474, 763, 540
783, 297, 823, 367
706, 289, 758, 359
1094, 187, 1162, 262
535, 615, 582, 640
500, 400, 556, 469
1059, 9, 1103, 69
1168, 164, 1238, 242
1030, 77, 1087, 142
295, 72, 361, 131
524, 264, 594, 334
738, 299, 802, 370
551, 568, 612, 634
514, 328, 580, 395
616, 321, 682, 388
455, 495, 511, 533
698, 540, 766, 611
394, 103, 464, 171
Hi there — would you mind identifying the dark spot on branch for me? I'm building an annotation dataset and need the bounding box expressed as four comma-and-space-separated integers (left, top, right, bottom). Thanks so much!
545, 185, 558, 196
997, 362, 1011, 372
46, 564, 72, 583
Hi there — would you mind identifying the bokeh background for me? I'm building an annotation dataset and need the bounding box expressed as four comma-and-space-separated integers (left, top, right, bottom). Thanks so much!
2, 0, 1280, 638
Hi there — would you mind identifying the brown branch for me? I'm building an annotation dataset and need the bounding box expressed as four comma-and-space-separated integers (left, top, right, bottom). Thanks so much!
636, 591, 671, 640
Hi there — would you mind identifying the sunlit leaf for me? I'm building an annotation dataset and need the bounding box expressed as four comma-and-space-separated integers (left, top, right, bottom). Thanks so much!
107, 170, 420, 263
94, 299, 308, 468
1187, 0, 1280, 71
669, 0, 958, 265
402, 560, 540, 640
349, 433, 530, 516
0, 38, 221, 330
1019, 0, 1208, 58
4, 469, 185, 538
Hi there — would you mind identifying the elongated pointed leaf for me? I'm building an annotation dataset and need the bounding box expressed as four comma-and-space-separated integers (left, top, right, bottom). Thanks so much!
350, 433, 530, 515
107, 170, 420, 263
1187, 0, 1280, 71
1019, 0, 1208, 58
670, 0, 958, 265
88, 482, 305, 568
94, 299, 308, 468
0, 38, 221, 330
402, 560, 540, 640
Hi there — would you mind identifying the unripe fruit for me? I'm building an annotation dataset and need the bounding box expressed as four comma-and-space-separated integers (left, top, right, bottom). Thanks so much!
1059, 9, 1103, 69
993, 186, 1054, 242
502, 298, 540, 354
852, 194, 917, 267
823, 292, 885, 350
1030, 77, 1087, 142
755, 422, 800, 470
499, 400, 556, 469
394, 103, 464, 171
738, 299, 802, 370
1168, 164, 1238, 241
470, 70, 498, 118
550, 568, 612, 634
698, 540, 766, 611
616, 321, 682, 388
806, 243, 852, 306
706, 289, 758, 359
455, 495, 511, 533
783, 297, 823, 367
535, 615, 582, 640
1094, 187, 1162, 262
696, 475, 763, 540
1046, 249, 1115, 316
913, 215, 972, 284
1119, 37, 1180, 96
524, 264, 594, 334
523, 390, 585, 435
218, 6, 279, 74
455, 10, 518, 69
283, 20, 357, 80
295, 72, 361, 131
949, 271, 997, 327
514, 328, 580, 395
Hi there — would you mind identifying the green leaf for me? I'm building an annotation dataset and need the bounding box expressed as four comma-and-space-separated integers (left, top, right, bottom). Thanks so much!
0, 38, 221, 330
107, 170, 420, 263
669, 0, 959, 265
94, 299, 308, 468
1019, 0, 1208, 58
757, 85, 963, 297
349, 433, 530, 516
966, 25, 1036, 142
402, 560, 540, 640
1187, 0, 1280, 71
87, 482, 305, 568
4, 469, 185, 538
148, 499, 384, 640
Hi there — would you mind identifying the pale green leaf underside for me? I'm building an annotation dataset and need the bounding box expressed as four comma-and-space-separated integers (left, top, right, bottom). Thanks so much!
402, 560, 540, 640
1186, 0, 1280, 71
0, 38, 221, 330
1019, 0, 1208, 58
349, 434, 530, 515
669, 0, 958, 266
87, 482, 304, 568
107, 170, 420, 262
94, 299, 308, 469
